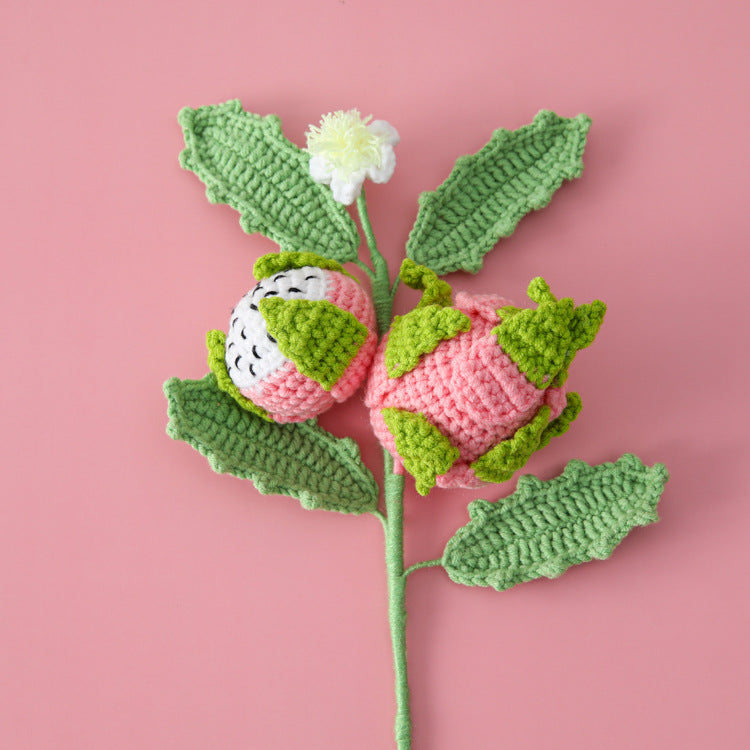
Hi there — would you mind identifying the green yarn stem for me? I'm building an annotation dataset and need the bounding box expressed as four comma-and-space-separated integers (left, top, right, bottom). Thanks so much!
357, 189, 391, 336
404, 559, 443, 576
383, 450, 411, 750
357, 190, 413, 749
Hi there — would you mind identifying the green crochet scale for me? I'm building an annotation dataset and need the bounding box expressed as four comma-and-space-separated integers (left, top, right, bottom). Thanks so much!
260, 297, 368, 390
253, 250, 357, 282
381, 408, 460, 495
385, 306, 470, 378
206, 329, 271, 420
495, 277, 607, 388
165, 103, 670, 750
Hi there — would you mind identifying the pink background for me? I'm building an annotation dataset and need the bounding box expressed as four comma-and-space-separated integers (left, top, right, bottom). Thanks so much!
3, 1, 749, 748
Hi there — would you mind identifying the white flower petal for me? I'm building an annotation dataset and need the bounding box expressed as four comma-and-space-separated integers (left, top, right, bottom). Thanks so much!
330, 171, 366, 205
368, 120, 400, 146
367, 146, 396, 184
309, 155, 333, 184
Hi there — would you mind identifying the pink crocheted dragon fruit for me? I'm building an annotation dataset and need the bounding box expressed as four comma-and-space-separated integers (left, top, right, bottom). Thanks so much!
163, 103, 668, 750
366, 260, 605, 493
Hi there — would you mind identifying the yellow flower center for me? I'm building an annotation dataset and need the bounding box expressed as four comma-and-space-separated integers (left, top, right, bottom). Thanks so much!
306, 110, 384, 179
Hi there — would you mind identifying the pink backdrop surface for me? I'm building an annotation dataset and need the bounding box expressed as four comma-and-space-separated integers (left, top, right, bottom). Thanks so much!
2, 1, 749, 748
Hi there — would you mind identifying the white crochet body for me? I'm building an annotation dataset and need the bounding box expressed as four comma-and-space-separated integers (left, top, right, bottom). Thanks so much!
225, 266, 328, 389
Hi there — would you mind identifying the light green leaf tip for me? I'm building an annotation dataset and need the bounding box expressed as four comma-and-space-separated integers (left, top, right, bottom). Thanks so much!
164, 374, 379, 514
406, 110, 592, 275
442, 454, 669, 591
178, 100, 360, 262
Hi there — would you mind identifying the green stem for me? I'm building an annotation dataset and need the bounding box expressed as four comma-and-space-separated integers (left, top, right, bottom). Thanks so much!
404, 559, 442, 576
383, 450, 410, 750
356, 190, 412, 749
357, 189, 391, 336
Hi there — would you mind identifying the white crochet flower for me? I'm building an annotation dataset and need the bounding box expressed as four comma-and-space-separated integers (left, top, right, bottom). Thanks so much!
306, 110, 400, 205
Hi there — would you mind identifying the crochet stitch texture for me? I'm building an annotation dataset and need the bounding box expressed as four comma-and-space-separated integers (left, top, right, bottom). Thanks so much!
179, 101, 361, 261
443, 454, 669, 590
214, 252, 377, 423
366, 275, 605, 492
406, 110, 592, 275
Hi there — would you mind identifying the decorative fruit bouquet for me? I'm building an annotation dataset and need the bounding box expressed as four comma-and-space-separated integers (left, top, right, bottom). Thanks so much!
164, 102, 668, 749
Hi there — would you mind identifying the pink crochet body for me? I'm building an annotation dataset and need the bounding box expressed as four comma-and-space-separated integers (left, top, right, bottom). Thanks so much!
235, 269, 377, 423
365, 291, 567, 488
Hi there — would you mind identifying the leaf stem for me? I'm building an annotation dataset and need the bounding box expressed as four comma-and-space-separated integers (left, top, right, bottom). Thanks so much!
404, 559, 443, 577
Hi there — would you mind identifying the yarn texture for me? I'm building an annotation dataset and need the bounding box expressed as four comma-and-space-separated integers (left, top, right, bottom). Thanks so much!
406, 110, 591, 275
179, 100, 361, 261
365, 268, 605, 493
164, 374, 379, 513
164, 103, 669, 750
217, 251, 376, 423
443, 454, 669, 591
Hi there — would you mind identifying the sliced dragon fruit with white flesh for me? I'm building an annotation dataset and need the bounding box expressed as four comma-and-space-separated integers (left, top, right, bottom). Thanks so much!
217, 254, 377, 423
225, 266, 329, 389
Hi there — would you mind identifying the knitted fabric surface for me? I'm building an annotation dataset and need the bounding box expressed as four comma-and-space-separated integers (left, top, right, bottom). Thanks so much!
210, 251, 377, 423
365, 270, 605, 493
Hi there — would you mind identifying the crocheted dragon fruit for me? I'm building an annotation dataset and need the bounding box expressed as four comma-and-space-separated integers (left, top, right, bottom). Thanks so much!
365, 260, 606, 494
207, 251, 377, 423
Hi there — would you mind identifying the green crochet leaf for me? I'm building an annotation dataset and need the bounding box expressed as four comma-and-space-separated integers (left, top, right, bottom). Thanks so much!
406, 110, 592, 275
494, 278, 606, 389
259, 297, 368, 391
164, 374, 379, 514
443, 454, 669, 591
206, 329, 272, 421
471, 405, 551, 484
381, 408, 459, 495
385, 306, 470, 378
178, 100, 360, 262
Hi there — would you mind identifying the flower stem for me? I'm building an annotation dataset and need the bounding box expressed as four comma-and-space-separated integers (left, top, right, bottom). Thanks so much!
356, 190, 412, 749
383, 451, 411, 750
357, 189, 391, 337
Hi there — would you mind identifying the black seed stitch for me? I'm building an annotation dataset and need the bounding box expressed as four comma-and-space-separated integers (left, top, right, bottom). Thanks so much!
252, 345, 260, 359
249, 364, 255, 376
234, 355, 241, 367
288, 287, 302, 293
305, 275, 317, 280
273, 274, 287, 281
250, 303, 258, 311
264, 290, 278, 297
228, 341, 235, 349
240, 328, 247, 339
267, 333, 276, 343
232, 317, 238, 326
